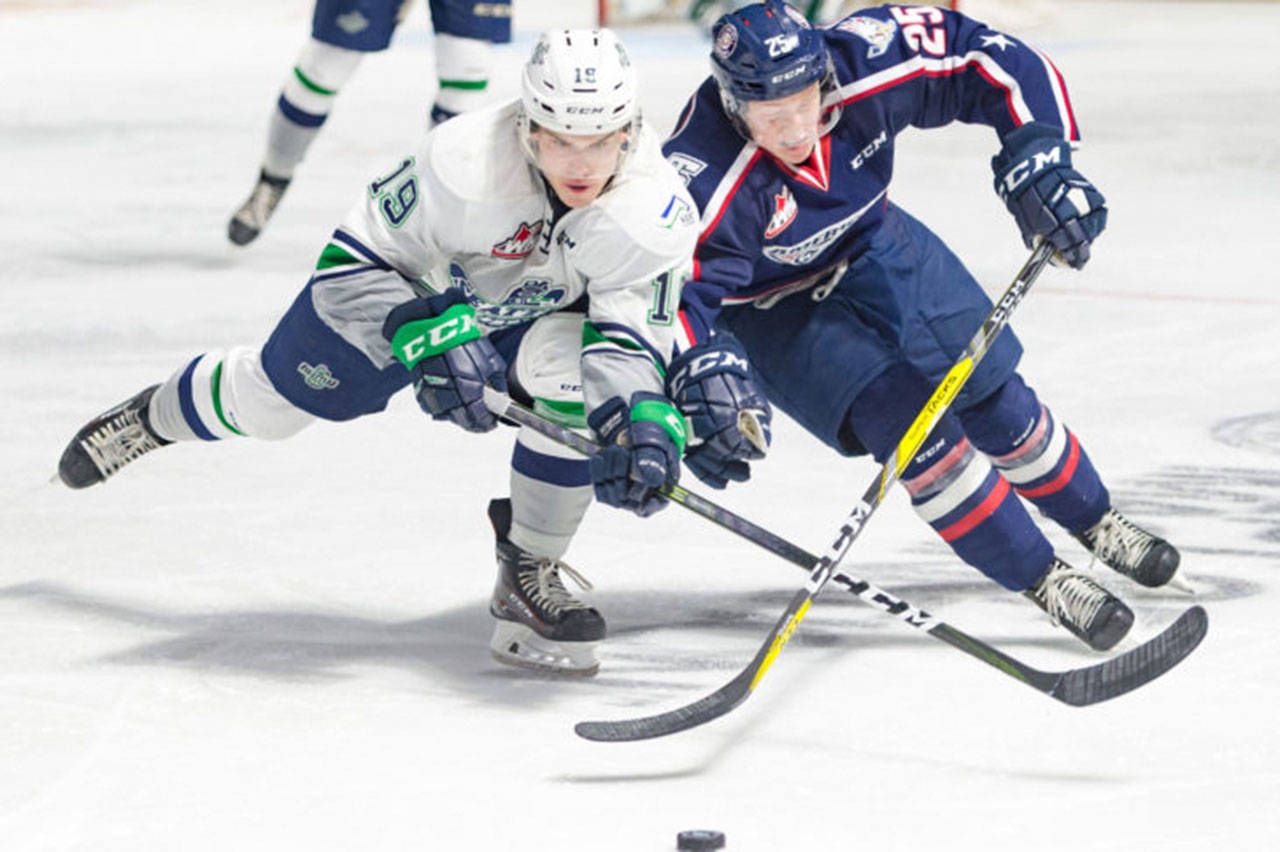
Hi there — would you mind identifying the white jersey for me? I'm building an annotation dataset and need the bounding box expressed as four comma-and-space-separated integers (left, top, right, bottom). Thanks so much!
312, 99, 698, 413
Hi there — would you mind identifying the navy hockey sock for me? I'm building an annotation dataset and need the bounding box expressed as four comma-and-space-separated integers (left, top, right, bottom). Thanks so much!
847, 364, 1051, 590
960, 376, 1110, 535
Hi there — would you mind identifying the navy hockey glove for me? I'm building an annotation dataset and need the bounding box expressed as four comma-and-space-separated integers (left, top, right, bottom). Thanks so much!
667, 334, 771, 490
992, 122, 1107, 269
383, 291, 507, 433
587, 392, 686, 517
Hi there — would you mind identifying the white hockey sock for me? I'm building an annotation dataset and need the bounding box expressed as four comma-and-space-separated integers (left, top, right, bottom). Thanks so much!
262, 39, 365, 178
432, 34, 492, 118
508, 427, 593, 560
148, 347, 314, 442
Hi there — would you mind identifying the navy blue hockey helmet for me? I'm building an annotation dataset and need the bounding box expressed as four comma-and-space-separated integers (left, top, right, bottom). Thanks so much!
709, 1, 837, 135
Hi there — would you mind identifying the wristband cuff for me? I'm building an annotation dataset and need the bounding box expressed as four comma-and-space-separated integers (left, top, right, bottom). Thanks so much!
630, 397, 689, 456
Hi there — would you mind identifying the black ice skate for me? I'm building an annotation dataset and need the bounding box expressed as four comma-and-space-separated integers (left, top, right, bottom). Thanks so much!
1074, 507, 1181, 588
58, 385, 171, 489
487, 498, 606, 676
227, 169, 291, 246
1025, 558, 1134, 652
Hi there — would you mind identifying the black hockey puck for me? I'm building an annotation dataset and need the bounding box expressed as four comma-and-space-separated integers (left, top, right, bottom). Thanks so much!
677, 829, 725, 850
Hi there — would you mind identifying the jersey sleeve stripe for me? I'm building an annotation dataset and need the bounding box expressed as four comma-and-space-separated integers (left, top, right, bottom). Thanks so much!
698, 146, 763, 242
331, 228, 393, 270
828, 53, 1035, 127
675, 309, 698, 351
1031, 47, 1079, 142
588, 321, 666, 368
671, 93, 698, 139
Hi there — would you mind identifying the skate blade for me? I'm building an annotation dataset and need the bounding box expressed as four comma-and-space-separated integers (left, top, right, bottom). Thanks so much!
489, 649, 599, 678
489, 621, 600, 677
1163, 569, 1198, 596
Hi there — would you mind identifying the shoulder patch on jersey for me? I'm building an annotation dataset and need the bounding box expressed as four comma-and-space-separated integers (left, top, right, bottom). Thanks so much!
491, 220, 543, 259
836, 16, 897, 59
666, 152, 707, 186
659, 194, 695, 230
764, 186, 798, 239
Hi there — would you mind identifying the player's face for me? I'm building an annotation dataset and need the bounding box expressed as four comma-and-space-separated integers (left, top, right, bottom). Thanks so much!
530, 128, 628, 208
742, 83, 823, 165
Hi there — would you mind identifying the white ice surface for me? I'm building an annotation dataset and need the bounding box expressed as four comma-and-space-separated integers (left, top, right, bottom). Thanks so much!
2, 1, 1278, 849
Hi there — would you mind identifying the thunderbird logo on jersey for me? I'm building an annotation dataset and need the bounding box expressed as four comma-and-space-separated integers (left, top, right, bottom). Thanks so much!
453, 264, 567, 330
764, 186, 798, 239
491, 220, 543, 259
837, 16, 897, 58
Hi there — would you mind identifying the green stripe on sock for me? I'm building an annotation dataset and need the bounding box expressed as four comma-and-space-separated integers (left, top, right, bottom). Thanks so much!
438, 78, 488, 91
316, 242, 359, 270
211, 362, 245, 437
293, 67, 337, 96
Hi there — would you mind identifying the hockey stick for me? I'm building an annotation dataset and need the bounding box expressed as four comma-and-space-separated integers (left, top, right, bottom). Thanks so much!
484, 383, 1208, 713
487, 243, 1206, 739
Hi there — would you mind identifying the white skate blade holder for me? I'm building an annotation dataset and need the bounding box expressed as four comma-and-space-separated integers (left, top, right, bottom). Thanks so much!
490, 620, 600, 677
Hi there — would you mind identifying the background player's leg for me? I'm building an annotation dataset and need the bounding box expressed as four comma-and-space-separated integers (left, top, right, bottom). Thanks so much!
426, 0, 511, 125
227, 0, 406, 245
228, 38, 366, 246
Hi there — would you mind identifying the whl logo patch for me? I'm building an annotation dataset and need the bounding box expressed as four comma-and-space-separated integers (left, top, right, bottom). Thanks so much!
297, 362, 339, 390
491, 220, 543, 259
764, 186, 798, 239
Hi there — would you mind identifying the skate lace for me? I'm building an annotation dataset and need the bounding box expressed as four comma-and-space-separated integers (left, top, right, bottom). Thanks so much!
516, 556, 594, 616
1087, 510, 1154, 569
1037, 566, 1108, 630
80, 411, 163, 478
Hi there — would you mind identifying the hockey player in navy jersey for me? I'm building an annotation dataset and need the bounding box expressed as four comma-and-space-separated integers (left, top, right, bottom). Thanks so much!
228, 0, 513, 246
661, 1, 1182, 651
62, 30, 701, 677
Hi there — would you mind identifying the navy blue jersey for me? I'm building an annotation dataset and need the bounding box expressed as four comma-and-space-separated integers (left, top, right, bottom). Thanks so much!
663, 5, 1079, 345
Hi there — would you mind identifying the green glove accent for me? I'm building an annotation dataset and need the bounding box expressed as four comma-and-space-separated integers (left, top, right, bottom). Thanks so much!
389, 303, 482, 370
630, 397, 689, 456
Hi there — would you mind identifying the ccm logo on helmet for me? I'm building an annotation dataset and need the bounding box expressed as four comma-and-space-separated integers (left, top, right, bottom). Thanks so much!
770, 64, 808, 85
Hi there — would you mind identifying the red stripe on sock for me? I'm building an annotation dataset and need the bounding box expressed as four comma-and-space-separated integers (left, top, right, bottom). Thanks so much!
938, 476, 1011, 542
1015, 431, 1080, 499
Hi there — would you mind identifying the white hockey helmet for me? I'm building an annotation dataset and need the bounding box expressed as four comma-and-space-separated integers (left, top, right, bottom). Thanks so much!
518, 29, 640, 169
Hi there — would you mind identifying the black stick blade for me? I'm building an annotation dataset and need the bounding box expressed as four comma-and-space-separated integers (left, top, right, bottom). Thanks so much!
575, 669, 755, 742
1050, 605, 1208, 706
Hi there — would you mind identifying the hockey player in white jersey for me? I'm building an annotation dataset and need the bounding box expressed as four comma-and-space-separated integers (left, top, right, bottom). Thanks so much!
59, 30, 715, 677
